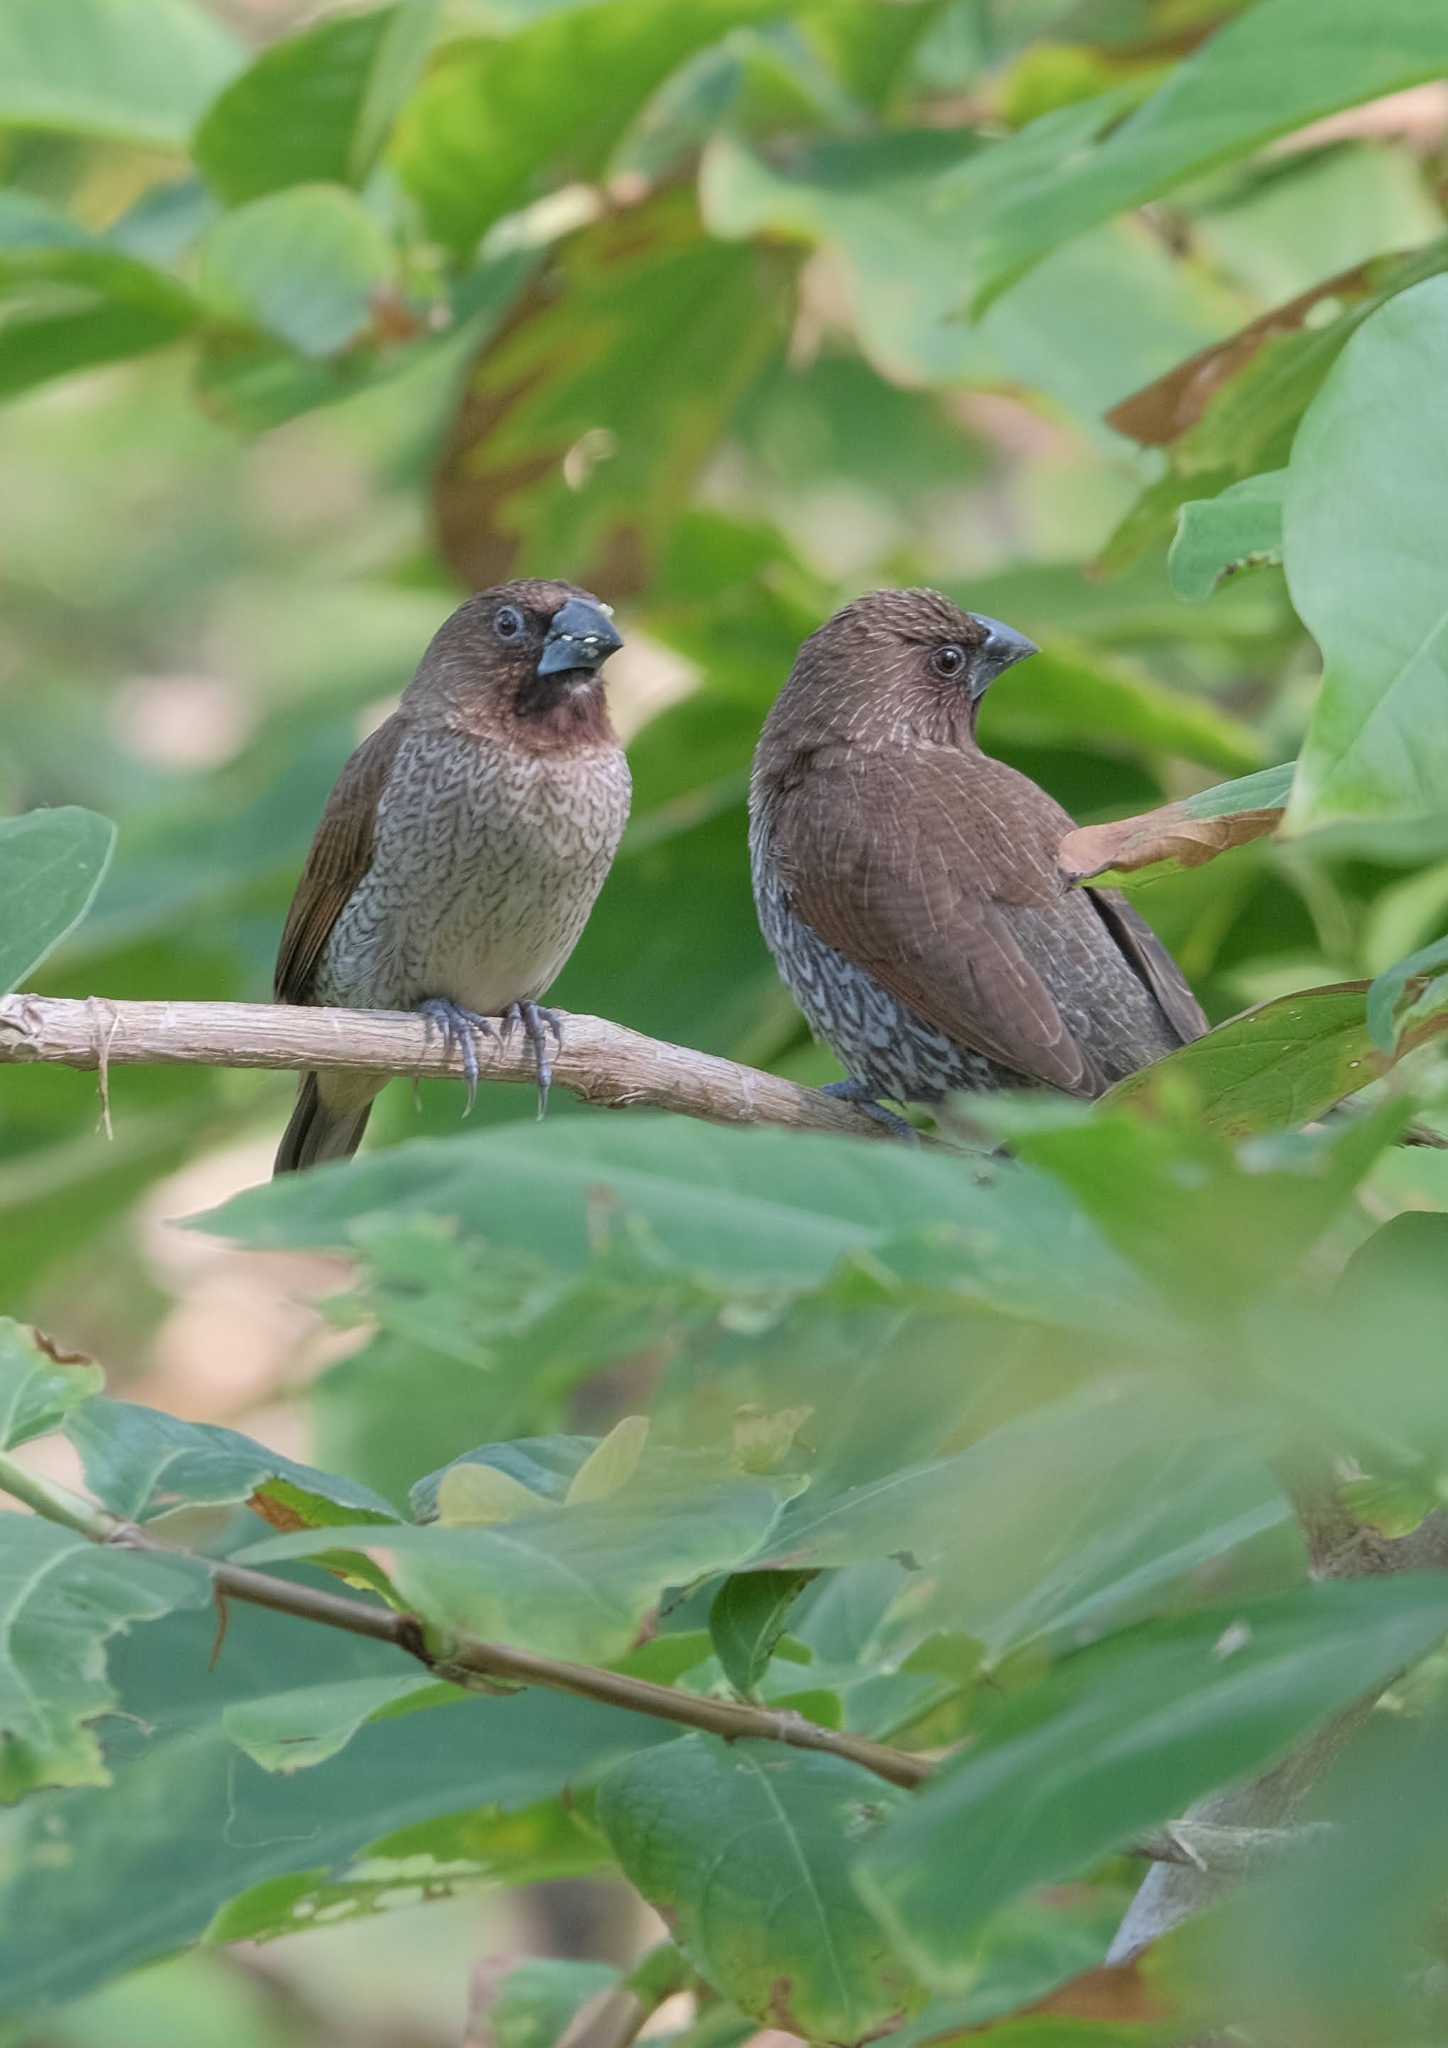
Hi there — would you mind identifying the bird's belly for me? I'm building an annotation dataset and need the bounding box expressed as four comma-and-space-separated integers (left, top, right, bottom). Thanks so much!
315, 738, 623, 1016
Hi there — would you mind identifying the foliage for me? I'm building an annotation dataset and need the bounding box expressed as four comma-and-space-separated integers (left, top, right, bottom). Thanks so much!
3, 2, 1448, 2046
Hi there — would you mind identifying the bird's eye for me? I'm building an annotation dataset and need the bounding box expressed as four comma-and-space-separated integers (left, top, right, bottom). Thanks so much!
493, 605, 525, 642
930, 643, 967, 680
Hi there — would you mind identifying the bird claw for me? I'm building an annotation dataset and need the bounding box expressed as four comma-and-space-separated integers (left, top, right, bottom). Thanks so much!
418, 998, 495, 1116
503, 1002, 562, 1119
821, 1078, 918, 1142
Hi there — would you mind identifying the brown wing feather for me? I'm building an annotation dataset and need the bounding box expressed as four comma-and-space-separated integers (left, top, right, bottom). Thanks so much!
274, 714, 408, 1005
1086, 887, 1207, 1045
773, 750, 1097, 1094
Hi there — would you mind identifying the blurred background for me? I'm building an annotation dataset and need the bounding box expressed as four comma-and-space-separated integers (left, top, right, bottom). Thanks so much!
5, 0, 1448, 2039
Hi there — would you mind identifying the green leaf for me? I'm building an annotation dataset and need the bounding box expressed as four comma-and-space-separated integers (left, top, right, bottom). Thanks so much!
0, 1320, 103, 1451
0, 0, 241, 146
1285, 277, 1448, 833
479, 1959, 625, 2048
1104, 982, 1395, 1136
0, 1598, 662, 2015
196, 185, 397, 359
63, 1397, 400, 1528
0, 190, 201, 318
0, 807, 116, 993
710, 1569, 817, 1699
702, 129, 1232, 424
198, 1118, 1154, 1342
222, 1672, 448, 1772
195, 1, 443, 205
435, 188, 791, 594
0, 1521, 206, 1801
857, 1575, 1448, 1988
566, 1415, 651, 1504
962, 0, 1448, 309
1169, 472, 1286, 602
413, 1435, 600, 1524
598, 1736, 922, 2041
394, 0, 788, 250
437, 1461, 556, 1525
239, 1468, 798, 1663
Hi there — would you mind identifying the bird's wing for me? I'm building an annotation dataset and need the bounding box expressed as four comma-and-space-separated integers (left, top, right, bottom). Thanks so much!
770, 750, 1098, 1094
1086, 887, 1208, 1046
274, 714, 408, 1005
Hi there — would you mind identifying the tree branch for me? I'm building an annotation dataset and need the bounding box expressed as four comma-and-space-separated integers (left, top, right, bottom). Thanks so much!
0, 993, 892, 1140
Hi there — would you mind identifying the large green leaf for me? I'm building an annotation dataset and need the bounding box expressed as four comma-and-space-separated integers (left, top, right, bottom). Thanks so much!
434, 189, 791, 593
0, 0, 241, 146
0, 1319, 103, 1450
959, 0, 1448, 308
394, 0, 787, 250
196, 1117, 1156, 1339
857, 1575, 1448, 1988
1284, 277, 1448, 833
0, 807, 116, 993
1104, 982, 1399, 1136
0, 1598, 661, 2016
702, 129, 1233, 425
195, 0, 442, 204
1169, 472, 1286, 603
598, 1735, 922, 2042
196, 185, 398, 358
0, 1522, 205, 1802
63, 1397, 401, 1527
238, 1465, 797, 1663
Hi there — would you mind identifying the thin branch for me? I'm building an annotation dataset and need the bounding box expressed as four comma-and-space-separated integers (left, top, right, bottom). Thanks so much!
0, 993, 893, 1140
0, 1447, 1327, 1873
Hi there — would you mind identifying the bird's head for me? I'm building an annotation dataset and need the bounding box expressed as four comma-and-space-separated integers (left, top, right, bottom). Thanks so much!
767, 587, 1037, 752
410, 579, 624, 743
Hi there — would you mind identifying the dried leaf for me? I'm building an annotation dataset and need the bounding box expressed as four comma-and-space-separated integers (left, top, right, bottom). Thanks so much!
1060, 803, 1283, 886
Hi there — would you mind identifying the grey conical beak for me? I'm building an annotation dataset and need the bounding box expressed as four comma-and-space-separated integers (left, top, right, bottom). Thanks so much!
969, 614, 1037, 697
536, 598, 623, 678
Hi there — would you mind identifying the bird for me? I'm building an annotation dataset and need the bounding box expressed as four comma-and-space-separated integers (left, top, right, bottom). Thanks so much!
749, 587, 1205, 1132
272, 578, 629, 1175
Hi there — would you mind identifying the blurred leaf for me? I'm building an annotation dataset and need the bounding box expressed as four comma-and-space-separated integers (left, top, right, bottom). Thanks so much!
1284, 276, 1448, 833
196, 1118, 1157, 1341
64, 1397, 400, 1527
240, 1466, 800, 1663
222, 1671, 448, 1772
710, 1568, 817, 1698
195, 0, 443, 204
0, 1598, 660, 2015
0, 301, 194, 401
435, 188, 791, 594
0, 1320, 103, 1449
0, 0, 241, 147
394, 0, 787, 249
0, 1522, 205, 1802
437, 1460, 557, 1525
1169, 471, 1285, 601
703, 129, 1231, 422
1059, 762, 1292, 886
0, 190, 201, 323
1368, 934, 1448, 1052
1105, 982, 1398, 1135
473, 1959, 625, 2048
414, 1434, 600, 1523
0, 806, 116, 992
857, 1575, 1448, 1988
566, 1414, 650, 1503
963, 1, 1448, 308
598, 1735, 921, 2040
197, 184, 398, 358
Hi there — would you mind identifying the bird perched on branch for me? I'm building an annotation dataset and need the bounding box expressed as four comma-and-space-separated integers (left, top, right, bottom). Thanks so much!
273, 579, 629, 1174
749, 588, 1204, 1131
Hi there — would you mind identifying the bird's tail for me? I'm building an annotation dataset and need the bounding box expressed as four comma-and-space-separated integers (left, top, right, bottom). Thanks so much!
273, 1072, 378, 1176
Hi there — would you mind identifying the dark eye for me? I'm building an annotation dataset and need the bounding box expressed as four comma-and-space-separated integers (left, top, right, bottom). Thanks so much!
493, 605, 524, 643
930, 643, 967, 680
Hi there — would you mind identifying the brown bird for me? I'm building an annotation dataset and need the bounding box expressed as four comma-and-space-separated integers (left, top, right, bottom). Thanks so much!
749, 588, 1205, 1131
273, 579, 629, 1174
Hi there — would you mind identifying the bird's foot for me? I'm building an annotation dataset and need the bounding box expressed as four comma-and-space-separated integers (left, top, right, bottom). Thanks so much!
821, 1078, 918, 1142
502, 1001, 564, 1119
417, 998, 496, 1115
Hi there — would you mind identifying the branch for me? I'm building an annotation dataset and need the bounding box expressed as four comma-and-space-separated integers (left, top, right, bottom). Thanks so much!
0, 993, 892, 1141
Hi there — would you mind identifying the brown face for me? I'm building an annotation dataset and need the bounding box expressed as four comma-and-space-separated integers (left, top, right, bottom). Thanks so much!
454, 580, 623, 710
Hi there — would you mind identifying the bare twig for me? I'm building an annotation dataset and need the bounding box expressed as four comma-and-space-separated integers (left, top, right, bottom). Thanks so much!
0, 994, 891, 1141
